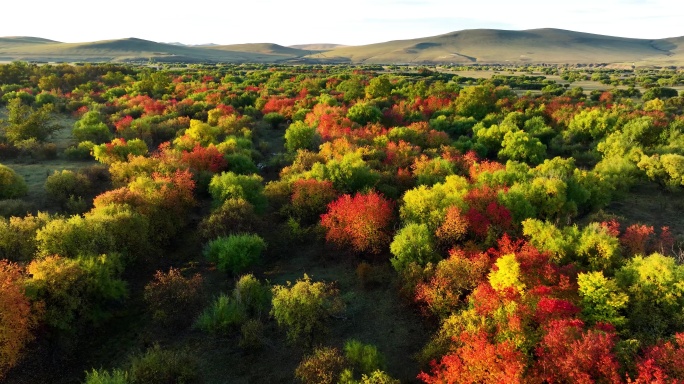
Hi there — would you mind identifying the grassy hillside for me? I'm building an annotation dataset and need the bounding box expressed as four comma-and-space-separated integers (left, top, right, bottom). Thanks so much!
289, 43, 347, 51
0, 37, 301, 63
1, 29, 683, 65
311, 28, 682, 65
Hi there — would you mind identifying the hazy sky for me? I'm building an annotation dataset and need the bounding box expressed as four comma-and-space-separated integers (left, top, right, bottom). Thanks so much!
3, 0, 682, 46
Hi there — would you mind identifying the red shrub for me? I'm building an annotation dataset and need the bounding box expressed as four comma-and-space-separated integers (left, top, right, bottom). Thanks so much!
320, 191, 394, 254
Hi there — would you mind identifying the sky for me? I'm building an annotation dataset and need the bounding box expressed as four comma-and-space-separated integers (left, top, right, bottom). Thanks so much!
2, 0, 683, 46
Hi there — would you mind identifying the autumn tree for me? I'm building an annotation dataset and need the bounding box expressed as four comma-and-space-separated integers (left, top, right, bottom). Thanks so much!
144, 268, 204, 329
0, 260, 37, 379
533, 320, 622, 384
320, 191, 394, 254
418, 331, 527, 384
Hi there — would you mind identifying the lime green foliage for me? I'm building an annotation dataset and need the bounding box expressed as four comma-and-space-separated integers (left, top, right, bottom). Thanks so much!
523, 219, 620, 270
413, 157, 456, 186
225, 153, 258, 175
616, 253, 684, 341
208, 171, 266, 213
347, 102, 382, 125
195, 293, 246, 333
36, 205, 150, 261
73, 111, 112, 144
0, 212, 51, 262
454, 85, 497, 120
64, 140, 95, 160
44, 169, 91, 206
473, 121, 516, 155
344, 339, 385, 375
489, 254, 525, 293
271, 274, 345, 344
84, 369, 129, 384
0, 98, 60, 143
26, 254, 126, 334
195, 274, 270, 334
284, 121, 320, 153
565, 108, 617, 143
92, 138, 148, 165
638, 153, 684, 189
308, 152, 379, 193
127, 345, 200, 384
522, 219, 579, 263
365, 76, 392, 99
340, 369, 401, 384
203, 234, 266, 275
400, 175, 469, 230
0, 163, 28, 199
498, 130, 547, 165
576, 222, 621, 271
578, 271, 629, 327
390, 223, 437, 272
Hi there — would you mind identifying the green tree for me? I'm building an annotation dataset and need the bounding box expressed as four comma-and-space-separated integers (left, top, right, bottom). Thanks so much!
390, 223, 438, 272
208, 172, 267, 213
347, 102, 382, 126
271, 274, 345, 344
577, 271, 629, 327
0, 98, 60, 143
44, 170, 91, 207
498, 130, 547, 165
365, 76, 392, 99
203, 234, 267, 275
73, 111, 112, 144
616, 253, 684, 341
284, 121, 320, 153
0, 164, 28, 199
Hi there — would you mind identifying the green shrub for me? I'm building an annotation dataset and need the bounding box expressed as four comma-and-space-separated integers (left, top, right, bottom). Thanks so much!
0, 212, 51, 261
194, 293, 246, 334
65, 141, 95, 160
195, 274, 270, 334
128, 345, 200, 384
204, 234, 266, 275
263, 112, 286, 128
284, 121, 320, 153
344, 339, 385, 374
84, 368, 129, 384
271, 274, 345, 344
0, 199, 34, 218
233, 274, 271, 317
44, 170, 92, 206
208, 171, 266, 213
389, 223, 438, 273
198, 198, 259, 240
0, 164, 28, 199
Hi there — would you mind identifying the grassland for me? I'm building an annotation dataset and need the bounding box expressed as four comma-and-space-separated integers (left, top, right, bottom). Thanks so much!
1, 28, 684, 65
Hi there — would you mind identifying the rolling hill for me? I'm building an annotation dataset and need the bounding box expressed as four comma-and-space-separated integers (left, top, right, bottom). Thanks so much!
1, 29, 683, 65
308, 29, 684, 66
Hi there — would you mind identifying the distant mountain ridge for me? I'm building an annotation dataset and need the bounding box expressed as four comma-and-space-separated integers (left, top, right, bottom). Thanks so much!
1, 29, 683, 65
